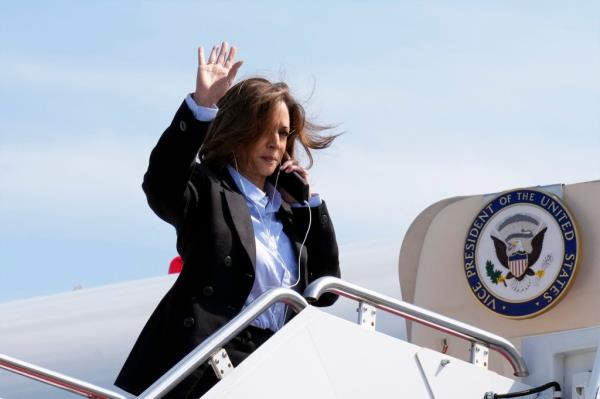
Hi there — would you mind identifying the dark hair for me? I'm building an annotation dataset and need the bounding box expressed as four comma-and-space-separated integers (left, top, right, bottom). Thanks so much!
199, 77, 337, 169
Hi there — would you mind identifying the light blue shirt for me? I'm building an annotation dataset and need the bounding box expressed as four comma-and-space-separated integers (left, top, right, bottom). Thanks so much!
227, 166, 299, 330
185, 94, 218, 121
185, 95, 321, 331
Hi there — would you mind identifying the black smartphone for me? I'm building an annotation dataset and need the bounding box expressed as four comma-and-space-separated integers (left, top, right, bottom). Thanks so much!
267, 166, 309, 204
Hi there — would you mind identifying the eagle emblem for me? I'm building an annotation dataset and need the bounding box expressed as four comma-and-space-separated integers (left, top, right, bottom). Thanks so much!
463, 188, 580, 319
490, 213, 547, 281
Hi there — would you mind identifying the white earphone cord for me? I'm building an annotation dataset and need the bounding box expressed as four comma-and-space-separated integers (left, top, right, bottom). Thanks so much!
233, 154, 310, 289
271, 166, 311, 288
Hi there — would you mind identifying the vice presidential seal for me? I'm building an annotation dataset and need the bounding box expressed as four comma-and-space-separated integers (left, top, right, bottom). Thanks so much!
463, 189, 580, 318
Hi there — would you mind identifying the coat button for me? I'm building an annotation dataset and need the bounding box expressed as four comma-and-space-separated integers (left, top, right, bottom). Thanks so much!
224, 255, 232, 267
179, 120, 187, 132
320, 214, 329, 225
183, 317, 195, 328
244, 272, 254, 279
202, 286, 214, 297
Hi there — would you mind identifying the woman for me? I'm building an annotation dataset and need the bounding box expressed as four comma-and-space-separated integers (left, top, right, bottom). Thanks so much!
115, 42, 340, 398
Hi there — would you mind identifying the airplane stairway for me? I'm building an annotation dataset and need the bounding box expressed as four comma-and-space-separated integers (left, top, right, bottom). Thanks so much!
201, 305, 531, 399
0, 277, 542, 399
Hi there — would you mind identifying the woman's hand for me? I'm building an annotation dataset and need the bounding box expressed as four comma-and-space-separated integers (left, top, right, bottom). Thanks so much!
193, 41, 243, 107
279, 159, 311, 204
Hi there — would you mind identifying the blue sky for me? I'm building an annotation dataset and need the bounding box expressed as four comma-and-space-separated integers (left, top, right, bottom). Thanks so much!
1, 1, 598, 302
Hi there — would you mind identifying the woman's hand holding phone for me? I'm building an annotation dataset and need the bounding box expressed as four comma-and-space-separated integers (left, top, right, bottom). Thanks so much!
278, 159, 311, 204
280, 159, 309, 184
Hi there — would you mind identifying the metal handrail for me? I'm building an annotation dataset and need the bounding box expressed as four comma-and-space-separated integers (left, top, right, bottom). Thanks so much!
0, 288, 306, 399
303, 276, 529, 377
0, 352, 127, 399
137, 287, 308, 399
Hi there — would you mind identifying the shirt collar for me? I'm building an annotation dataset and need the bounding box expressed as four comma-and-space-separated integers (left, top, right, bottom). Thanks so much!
227, 165, 282, 214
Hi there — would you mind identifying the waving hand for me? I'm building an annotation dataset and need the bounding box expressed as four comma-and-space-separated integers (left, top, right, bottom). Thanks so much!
193, 41, 243, 107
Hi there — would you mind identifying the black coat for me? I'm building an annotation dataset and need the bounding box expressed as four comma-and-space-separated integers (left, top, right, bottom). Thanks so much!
115, 101, 340, 395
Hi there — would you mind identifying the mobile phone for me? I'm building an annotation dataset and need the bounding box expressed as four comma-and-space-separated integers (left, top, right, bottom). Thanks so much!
267, 166, 309, 203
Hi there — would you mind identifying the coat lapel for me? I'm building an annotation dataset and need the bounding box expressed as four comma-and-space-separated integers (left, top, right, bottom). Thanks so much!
218, 167, 307, 276
220, 171, 257, 270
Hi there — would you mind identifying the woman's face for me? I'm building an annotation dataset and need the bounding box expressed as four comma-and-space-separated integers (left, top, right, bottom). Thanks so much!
239, 100, 291, 189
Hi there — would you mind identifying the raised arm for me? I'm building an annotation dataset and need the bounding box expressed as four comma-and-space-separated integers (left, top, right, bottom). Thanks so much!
142, 42, 243, 227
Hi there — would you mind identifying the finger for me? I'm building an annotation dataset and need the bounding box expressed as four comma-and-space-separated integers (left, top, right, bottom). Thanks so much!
224, 45, 237, 68
296, 167, 309, 181
296, 167, 308, 178
282, 165, 295, 174
281, 160, 295, 170
207, 46, 216, 63
208, 46, 218, 64
198, 46, 206, 66
282, 159, 298, 167
217, 41, 228, 65
283, 164, 307, 179
293, 164, 308, 177
227, 60, 243, 83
